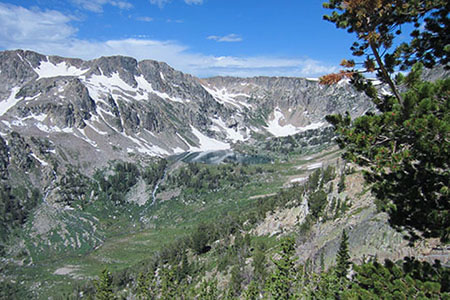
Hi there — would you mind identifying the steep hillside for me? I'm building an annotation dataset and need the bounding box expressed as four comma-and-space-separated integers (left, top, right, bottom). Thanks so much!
2, 50, 446, 299
0, 50, 373, 164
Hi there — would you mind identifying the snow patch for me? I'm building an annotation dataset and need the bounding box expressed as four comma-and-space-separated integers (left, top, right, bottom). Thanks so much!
172, 147, 185, 154
1, 120, 11, 128
30, 153, 49, 166
202, 85, 252, 109
85, 120, 108, 135
12, 119, 25, 127
122, 131, 169, 156
0, 87, 21, 116
291, 177, 307, 183
83, 73, 188, 104
265, 108, 299, 137
210, 117, 247, 142
34, 61, 87, 79
307, 162, 323, 170
79, 128, 99, 148
190, 126, 230, 151
265, 107, 325, 137
135, 75, 185, 103
35, 123, 72, 133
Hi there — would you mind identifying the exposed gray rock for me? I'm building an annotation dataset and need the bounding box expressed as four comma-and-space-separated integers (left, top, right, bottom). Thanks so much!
0, 50, 376, 168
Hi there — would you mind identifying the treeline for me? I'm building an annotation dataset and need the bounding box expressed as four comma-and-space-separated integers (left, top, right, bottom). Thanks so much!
260, 127, 336, 155
93, 159, 167, 205
68, 165, 372, 299
0, 183, 40, 255
83, 232, 450, 300
94, 162, 140, 205
166, 162, 260, 192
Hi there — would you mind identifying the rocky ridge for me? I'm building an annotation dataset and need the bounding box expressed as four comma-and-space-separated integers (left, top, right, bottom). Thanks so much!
0, 50, 373, 170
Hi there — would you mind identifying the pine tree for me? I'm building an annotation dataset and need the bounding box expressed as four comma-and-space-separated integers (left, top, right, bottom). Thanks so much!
243, 280, 259, 300
229, 265, 243, 297
198, 278, 219, 300
336, 230, 350, 279
136, 272, 151, 300
322, 0, 450, 243
252, 240, 267, 285
160, 267, 177, 300
94, 269, 115, 300
266, 237, 297, 299
179, 249, 190, 281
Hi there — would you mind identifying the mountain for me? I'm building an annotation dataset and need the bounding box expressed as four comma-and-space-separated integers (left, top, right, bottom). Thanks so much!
0, 50, 373, 167
1, 50, 400, 298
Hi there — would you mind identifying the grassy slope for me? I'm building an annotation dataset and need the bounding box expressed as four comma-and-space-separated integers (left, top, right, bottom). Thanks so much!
3, 146, 341, 299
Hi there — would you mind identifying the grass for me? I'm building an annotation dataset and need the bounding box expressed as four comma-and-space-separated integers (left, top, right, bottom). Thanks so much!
5, 146, 342, 298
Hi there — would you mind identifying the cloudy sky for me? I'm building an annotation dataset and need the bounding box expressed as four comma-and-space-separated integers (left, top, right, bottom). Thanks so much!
0, 0, 355, 77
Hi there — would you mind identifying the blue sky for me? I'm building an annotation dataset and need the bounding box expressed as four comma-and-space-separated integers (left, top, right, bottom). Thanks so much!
0, 0, 355, 77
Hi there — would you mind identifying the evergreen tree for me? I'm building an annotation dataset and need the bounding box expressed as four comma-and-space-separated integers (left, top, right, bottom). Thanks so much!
160, 267, 177, 300
229, 265, 243, 296
94, 269, 115, 300
198, 278, 219, 300
322, 0, 450, 243
266, 237, 297, 299
136, 272, 152, 300
179, 249, 190, 281
336, 230, 351, 279
252, 240, 267, 285
243, 280, 259, 300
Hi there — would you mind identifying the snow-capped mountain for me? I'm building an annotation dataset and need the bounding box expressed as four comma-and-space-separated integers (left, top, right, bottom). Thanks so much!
0, 50, 372, 171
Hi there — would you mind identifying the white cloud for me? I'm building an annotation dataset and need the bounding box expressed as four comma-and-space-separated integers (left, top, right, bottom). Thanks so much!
149, 0, 170, 8
0, 4, 337, 78
71, 0, 133, 12
185, 0, 204, 4
166, 19, 184, 23
0, 3, 77, 45
136, 16, 154, 22
207, 34, 243, 43
150, 0, 203, 8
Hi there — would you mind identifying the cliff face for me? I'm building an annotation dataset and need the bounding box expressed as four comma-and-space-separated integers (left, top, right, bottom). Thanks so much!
0, 49, 376, 262
0, 50, 374, 169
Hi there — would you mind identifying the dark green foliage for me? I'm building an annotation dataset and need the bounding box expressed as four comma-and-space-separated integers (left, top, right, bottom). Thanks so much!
143, 158, 167, 188
327, 68, 450, 242
308, 189, 328, 219
265, 237, 297, 300
160, 267, 178, 300
322, 0, 448, 92
346, 258, 450, 299
179, 249, 190, 281
322, 165, 336, 184
198, 278, 220, 300
190, 223, 212, 255
136, 272, 153, 300
309, 269, 346, 299
56, 165, 91, 205
230, 265, 243, 296
396, 2, 449, 69
168, 162, 255, 193
258, 127, 336, 156
336, 230, 351, 278
252, 240, 267, 284
0, 280, 31, 299
0, 183, 40, 248
323, 0, 450, 242
94, 269, 115, 300
338, 171, 346, 193
243, 280, 259, 300
94, 161, 140, 205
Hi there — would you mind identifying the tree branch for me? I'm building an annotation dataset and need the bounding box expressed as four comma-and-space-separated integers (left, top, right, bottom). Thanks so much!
369, 41, 404, 106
